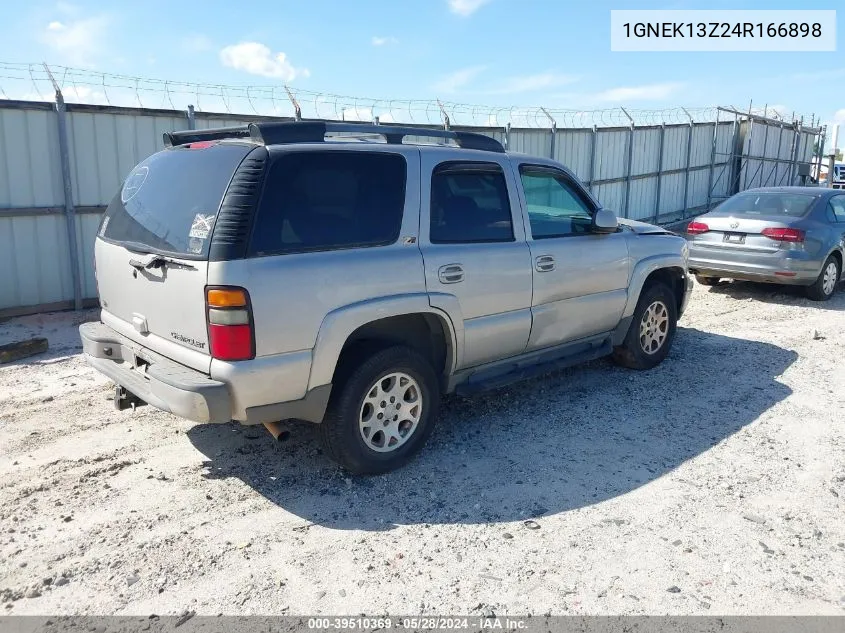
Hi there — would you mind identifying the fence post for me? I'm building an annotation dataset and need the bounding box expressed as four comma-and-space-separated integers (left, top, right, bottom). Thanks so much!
742, 106, 755, 191
437, 99, 450, 130
284, 86, 302, 121
706, 110, 719, 212
621, 107, 634, 219
772, 123, 784, 185
43, 64, 83, 311
790, 118, 803, 184
588, 125, 597, 193
505, 122, 511, 151
186, 104, 196, 130
540, 107, 556, 159
653, 123, 665, 224
681, 108, 694, 220
758, 118, 771, 187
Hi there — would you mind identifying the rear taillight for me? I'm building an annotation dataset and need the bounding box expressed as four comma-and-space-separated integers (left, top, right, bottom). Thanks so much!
686, 221, 709, 235
761, 227, 804, 243
206, 287, 254, 361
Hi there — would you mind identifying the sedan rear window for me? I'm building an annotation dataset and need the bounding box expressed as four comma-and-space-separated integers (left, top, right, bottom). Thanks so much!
716, 192, 816, 218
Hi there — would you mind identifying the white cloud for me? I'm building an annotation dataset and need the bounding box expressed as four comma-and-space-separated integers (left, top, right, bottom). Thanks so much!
487, 72, 578, 95
371, 36, 398, 46
594, 82, 684, 102
41, 14, 109, 66
832, 109, 845, 123
219, 42, 309, 81
19, 84, 107, 104
342, 106, 375, 121
433, 65, 486, 94
183, 33, 213, 53
448, 0, 491, 17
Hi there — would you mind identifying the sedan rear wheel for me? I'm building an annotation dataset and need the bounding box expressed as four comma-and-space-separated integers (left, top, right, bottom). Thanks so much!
806, 255, 840, 302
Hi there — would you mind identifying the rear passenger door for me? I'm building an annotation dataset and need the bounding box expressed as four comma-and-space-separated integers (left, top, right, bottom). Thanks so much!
419, 155, 532, 369
515, 164, 630, 351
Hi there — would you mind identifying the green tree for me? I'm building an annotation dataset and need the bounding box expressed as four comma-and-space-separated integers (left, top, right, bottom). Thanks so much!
814, 139, 843, 160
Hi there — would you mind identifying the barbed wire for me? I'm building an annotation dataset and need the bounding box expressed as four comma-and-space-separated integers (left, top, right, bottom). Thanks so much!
0, 62, 818, 129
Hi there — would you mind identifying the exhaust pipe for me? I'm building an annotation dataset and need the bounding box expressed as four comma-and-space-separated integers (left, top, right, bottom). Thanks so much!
263, 421, 291, 442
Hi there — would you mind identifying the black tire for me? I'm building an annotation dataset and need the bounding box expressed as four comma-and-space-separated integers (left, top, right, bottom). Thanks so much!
612, 282, 678, 370
695, 274, 721, 286
805, 255, 840, 302
318, 345, 440, 475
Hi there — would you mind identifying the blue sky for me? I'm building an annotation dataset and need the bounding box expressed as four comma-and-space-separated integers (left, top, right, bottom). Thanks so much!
2, 0, 843, 130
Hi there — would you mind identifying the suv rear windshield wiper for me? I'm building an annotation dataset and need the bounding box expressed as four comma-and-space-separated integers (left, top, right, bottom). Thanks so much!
128, 254, 197, 271
123, 243, 197, 271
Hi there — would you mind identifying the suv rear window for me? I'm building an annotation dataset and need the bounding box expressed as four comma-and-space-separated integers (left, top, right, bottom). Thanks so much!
248, 151, 406, 256
100, 143, 252, 258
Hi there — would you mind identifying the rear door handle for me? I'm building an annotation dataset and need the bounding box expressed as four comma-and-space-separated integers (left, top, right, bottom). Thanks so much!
535, 255, 556, 272
438, 264, 464, 284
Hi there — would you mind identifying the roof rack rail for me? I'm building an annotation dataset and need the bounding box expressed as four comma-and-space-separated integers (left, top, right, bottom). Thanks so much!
163, 121, 504, 153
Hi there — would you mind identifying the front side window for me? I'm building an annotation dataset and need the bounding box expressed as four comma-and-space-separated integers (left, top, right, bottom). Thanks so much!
429, 163, 514, 243
248, 151, 406, 256
519, 167, 594, 238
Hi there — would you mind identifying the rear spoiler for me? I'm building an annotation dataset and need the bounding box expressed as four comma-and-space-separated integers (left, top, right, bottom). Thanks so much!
163, 121, 504, 153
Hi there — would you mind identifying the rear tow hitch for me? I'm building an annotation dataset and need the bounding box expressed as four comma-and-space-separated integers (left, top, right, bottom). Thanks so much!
114, 386, 147, 412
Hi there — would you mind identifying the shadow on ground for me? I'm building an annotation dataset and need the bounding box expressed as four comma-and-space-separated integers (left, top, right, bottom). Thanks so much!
187, 327, 797, 529
703, 279, 845, 310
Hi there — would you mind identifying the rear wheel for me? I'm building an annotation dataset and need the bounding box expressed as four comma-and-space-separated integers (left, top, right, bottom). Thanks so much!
319, 345, 440, 475
695, 274, 721, 286
806, 255, 840, 302
613, 283, 678, 370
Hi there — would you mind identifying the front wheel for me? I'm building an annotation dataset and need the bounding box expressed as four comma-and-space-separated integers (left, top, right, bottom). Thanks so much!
318, 345, 440, 475
612, 283, 678, 370
805, 255, 840, 302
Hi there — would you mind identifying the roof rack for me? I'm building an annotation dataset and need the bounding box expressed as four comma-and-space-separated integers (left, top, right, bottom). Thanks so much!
163, 121, 504, 153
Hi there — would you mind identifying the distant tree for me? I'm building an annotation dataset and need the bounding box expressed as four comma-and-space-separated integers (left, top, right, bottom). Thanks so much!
814, 140, 842, 160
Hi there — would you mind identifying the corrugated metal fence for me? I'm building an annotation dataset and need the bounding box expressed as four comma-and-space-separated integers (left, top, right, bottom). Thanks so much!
0, 99, 822, 317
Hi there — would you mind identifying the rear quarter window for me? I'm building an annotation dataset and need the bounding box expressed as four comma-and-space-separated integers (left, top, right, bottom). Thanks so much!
248, 151, 406, 256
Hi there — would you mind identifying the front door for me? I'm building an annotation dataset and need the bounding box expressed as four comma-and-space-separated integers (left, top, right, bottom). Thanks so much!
419, 155, 533, 369
515, 164, 630, 351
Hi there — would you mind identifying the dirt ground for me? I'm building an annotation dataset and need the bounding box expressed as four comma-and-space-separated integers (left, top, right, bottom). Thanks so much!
1, 280, 844, 616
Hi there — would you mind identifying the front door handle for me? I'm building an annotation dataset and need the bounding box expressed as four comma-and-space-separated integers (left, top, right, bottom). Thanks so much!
438, 264, 464, 284
535, 255, 556, 272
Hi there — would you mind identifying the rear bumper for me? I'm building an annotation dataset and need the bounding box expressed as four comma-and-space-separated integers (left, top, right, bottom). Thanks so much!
79, 322, 232, 424
688, 244, 820, 285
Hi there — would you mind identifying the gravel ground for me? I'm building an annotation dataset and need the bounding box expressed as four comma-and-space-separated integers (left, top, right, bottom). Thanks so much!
1, 280, 844, 616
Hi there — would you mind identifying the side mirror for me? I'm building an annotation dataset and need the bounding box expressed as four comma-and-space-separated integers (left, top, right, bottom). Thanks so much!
591, 208, 618, 234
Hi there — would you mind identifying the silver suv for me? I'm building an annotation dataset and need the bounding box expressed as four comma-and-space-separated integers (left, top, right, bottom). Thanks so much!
80, 121, 693, 473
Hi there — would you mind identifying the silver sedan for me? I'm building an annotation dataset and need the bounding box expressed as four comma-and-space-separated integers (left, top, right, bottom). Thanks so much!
687, 187, 845, 301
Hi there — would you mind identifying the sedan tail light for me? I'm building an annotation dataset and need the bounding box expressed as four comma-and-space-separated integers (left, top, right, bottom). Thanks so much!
686, 221, 709, 235
761, 227, 804, 243
206, 287, 255, 361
